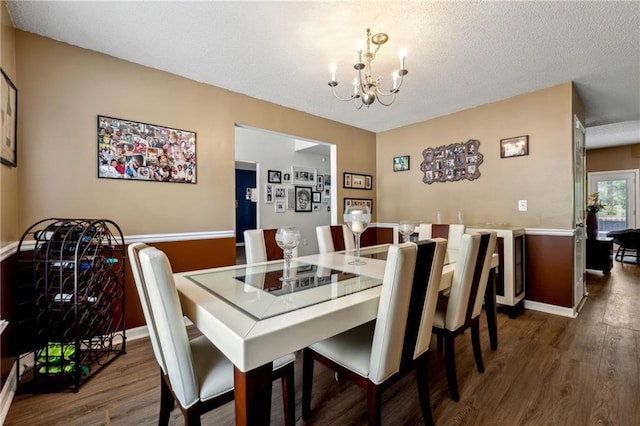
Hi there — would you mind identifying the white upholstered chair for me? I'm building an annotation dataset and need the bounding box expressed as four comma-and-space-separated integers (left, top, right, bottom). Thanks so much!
431, 231, 497, 401
128, 243, 296, 426
316, 224, 355, 253
244, 228, 298, 264
302, 239, 447, 426
418, 223, 465, 263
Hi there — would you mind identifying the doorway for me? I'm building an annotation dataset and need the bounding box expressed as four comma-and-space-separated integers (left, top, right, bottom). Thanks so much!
235, 163, 257, 244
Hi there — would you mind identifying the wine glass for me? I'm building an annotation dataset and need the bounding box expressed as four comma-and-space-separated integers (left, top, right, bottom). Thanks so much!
344, 205, 371, 265
275, 226, 301, 284
398, 220, 415, 243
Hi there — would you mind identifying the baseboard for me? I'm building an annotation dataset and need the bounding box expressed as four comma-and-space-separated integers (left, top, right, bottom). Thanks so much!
0, 362, 17, 425
524, 300, 577, 318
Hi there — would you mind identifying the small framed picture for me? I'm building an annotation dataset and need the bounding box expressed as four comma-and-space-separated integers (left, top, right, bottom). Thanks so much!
264, 184, 274, 204
393, 155, 410, 172
1, 69, 17, 167
312, 204, 322, 212
282, 171, 291, 184
274, 186, 286, 199
275, 200, 286, 213
312, 191, 321, 203
294, 186, 313, 212
500, 135, 529, 158
292, 166, 317, 185
343, 173, 352, 188
268, 170, 282, 183
316, 174, 324, 191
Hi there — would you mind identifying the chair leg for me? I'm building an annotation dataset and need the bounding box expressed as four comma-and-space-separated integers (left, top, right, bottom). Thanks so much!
444, 334, 460, 401
281, 364, 296, 426
436, 334, 443, 353
184, 404, 202, 426
159, 373, 175, 426
366, 381, 382, 426
471, 320, 484, 373
302, 348, 315, 420
415, 357, 434, 426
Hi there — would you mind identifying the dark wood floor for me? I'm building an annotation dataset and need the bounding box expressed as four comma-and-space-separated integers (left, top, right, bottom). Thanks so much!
6, 261, 640, 425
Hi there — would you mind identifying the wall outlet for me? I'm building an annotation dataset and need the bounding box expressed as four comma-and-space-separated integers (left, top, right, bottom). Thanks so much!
518, 200, 528, 211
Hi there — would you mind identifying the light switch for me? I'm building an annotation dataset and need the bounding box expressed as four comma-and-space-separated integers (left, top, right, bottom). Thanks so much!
518, 200, 528, 211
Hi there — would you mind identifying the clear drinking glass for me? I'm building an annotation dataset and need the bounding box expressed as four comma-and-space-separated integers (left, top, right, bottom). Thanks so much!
398, 220, 415, 243
344, 205, 371, 265
275, 226, 301, 283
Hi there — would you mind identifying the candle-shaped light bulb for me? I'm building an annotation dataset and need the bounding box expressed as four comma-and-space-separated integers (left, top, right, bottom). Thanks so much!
353, 77, 358, 95
393, 70, 399, 89
329, 62, 337, 82
399, 48, 407, 70
356, 43, 363, 64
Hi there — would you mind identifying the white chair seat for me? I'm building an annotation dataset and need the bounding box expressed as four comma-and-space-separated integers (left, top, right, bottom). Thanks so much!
308, 321, 375, 378
431, 295, 449, 329
193, 335, 296, 403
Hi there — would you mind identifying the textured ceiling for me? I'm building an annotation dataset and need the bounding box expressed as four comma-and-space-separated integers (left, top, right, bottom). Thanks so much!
5, 1, 640, 149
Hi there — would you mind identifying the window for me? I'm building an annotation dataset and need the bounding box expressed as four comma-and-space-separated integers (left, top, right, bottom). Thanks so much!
588, 170, 638, 238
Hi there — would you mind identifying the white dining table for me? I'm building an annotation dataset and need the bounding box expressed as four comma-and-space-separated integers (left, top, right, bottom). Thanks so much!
174, 244, 498, 425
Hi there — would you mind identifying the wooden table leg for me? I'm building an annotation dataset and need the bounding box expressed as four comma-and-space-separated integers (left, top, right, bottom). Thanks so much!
484, 268, 498, 350
234, 362, 273, 426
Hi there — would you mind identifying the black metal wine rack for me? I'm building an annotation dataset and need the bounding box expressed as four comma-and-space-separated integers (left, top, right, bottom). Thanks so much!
14, 218, 126, 392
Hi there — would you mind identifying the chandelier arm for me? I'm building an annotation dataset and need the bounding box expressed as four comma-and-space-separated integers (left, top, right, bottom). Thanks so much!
330, 85, 359, 102
376, 93, 397, 107
375, 74, 405, 97
353, 97, 364, 110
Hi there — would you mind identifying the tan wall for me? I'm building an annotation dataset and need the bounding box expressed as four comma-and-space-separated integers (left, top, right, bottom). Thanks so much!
587, 144, 640, 173
376, 83, 575, 229
14, 31, 376, 237
1, 2, 18, 246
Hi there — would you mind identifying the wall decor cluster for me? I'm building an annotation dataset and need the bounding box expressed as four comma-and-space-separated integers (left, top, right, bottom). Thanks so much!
1, 68, 18, 167
344, 198, 373, 213
268, 167, 331, 213
98, 115, 196, 183
343, 172, 372, 189
500, 135, 529, 158
420, 139, 483, 184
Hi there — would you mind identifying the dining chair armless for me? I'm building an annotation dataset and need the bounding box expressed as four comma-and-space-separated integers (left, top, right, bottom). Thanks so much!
316, 224, 356, 253
302, 239, 447, 426
431, 231, 496, 401
244, 228, 298, 264
418, 223, 465, 263
128, 243, 296, 426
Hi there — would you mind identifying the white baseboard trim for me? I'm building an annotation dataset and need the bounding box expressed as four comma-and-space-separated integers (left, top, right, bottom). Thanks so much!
524, 300, 577, 318
0, 362, 17, 425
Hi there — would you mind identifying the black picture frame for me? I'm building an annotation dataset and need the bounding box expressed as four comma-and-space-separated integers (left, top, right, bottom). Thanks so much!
268, 169, 282, 183
343, 197, 373, 213
312, 191, 321, 203
294, 186, 313, 212
97, 115, 196, 183
1, 68, 18, 167
500, 135, 529, 158
393, 155, 410, 172
343, 172, 372, 190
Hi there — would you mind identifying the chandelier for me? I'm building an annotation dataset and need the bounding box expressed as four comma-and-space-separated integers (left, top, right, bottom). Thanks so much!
328, 28, 408, 109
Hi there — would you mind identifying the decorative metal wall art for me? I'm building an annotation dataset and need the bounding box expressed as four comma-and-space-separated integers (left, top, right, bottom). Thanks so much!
420, 139, 483, 184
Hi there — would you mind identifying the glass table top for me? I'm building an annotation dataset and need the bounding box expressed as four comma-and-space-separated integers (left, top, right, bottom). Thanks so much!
185, 259, 383, 321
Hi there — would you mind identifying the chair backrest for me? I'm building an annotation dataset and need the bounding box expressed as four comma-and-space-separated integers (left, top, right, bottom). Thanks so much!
412, 238, 448, 360
368, 242, 417, 384
128, 243, 167, 373
417, 223, 465, 262
316, 225, 355, 253
138, 246, 199, 408
444, 233, 482, 330
470, 232, 497, 319
244, 228, 298, 264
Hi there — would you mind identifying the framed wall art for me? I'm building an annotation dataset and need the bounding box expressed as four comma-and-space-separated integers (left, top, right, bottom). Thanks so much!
1, 68, 18, 167
343, 172, 372, 190
265, 184, 274, 203
344, 197, 373, 213
275, 200, 286, 213
500, 135, 529, 158
393, 155, 410, 172
420, 139, 483, 184
268, 169, 282, 183
97, 115, 196, 183
292, 166, 317, 185
312, 191, 321, 203
295, 186, 313, 212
